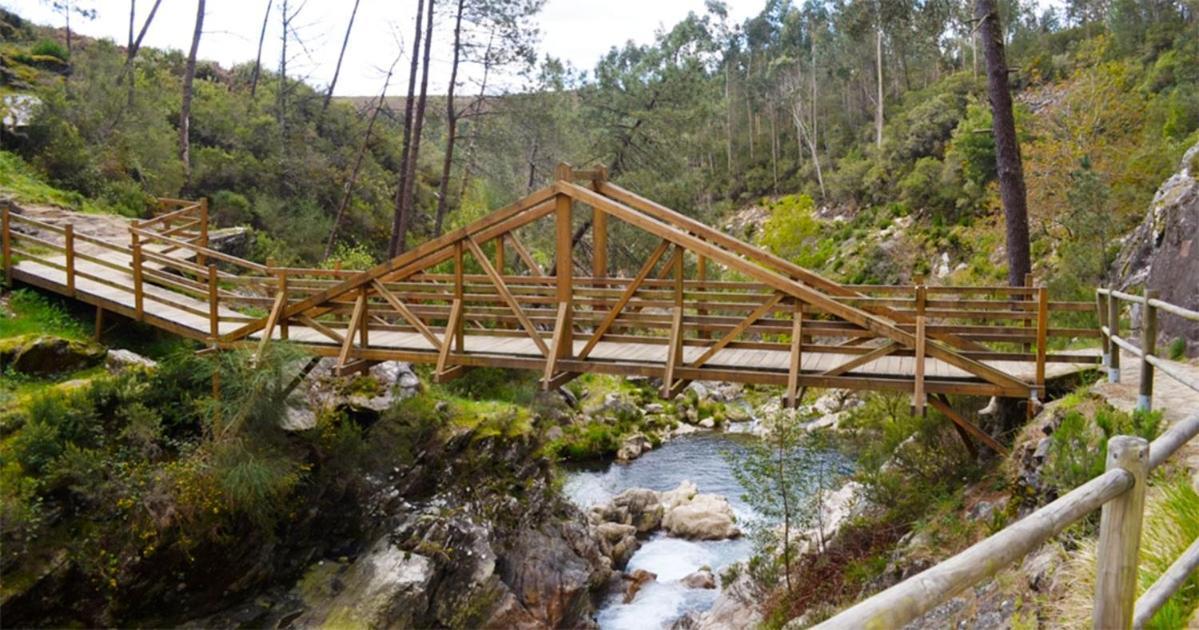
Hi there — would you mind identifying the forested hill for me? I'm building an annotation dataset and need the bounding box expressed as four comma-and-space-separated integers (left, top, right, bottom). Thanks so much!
1, 2, 1197, 298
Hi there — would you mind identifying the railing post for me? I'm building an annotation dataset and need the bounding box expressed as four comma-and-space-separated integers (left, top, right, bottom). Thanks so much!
197, 197, 209, 268
2, 204, 11, 286
913, 314, 927, 416
64, 224, 75, 296
453, 240, 464, 352
131, 223, 144, 320
208, 264, 219, 343
1093, 435, 1149, 630
1035, 285, 1048, 401
1108, 288, 1121, 383
555, 192, 573, 360
1098, 289, 1110, 370
277, 271, 289, 341
1138, 289, 1157, 411
1023, 272, 1034, 354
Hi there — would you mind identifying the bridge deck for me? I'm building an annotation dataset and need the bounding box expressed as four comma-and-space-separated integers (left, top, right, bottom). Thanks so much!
12, 252, 1098, 386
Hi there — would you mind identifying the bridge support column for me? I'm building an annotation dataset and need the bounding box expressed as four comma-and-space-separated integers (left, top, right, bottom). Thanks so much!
544, 189, 576, 389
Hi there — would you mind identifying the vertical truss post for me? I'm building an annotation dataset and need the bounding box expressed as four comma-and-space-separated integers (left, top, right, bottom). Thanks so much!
494, 233, 505, 273
786, 299, 805, 409
277, 271, 289, 340
1022, 272, 1034, 354
913, 315, 927, 416
662, 245, 685, 398
453, 239, 464, 352
1035, 285, 1048, 401
359, 286, 370, 349
696, 252, 708, 339
556, 192, 573, 352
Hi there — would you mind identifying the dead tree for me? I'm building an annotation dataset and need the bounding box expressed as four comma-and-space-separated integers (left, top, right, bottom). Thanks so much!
433, 0, 467, 237
180, 0, 206, 189
251, 0, 273, 97
322, 0, 361, 114
389, 0, 433, 257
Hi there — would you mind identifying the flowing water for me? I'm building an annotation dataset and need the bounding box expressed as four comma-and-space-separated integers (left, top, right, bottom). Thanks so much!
564, 431, 849, 629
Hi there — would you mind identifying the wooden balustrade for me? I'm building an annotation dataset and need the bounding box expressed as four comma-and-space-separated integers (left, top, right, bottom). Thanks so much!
1098, 287, 1199, 410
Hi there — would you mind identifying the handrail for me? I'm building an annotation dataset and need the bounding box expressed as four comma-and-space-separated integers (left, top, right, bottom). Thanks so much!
1098, 286, 1199, 411
816, 410, 1199, 629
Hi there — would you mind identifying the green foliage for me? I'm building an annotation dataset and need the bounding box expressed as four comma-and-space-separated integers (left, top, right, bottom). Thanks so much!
760, 194, 831, 268
0, 288, 87, 340
1044, 403, 1163, 495
1167, 338, 1186, 360
320, 242, 376, 271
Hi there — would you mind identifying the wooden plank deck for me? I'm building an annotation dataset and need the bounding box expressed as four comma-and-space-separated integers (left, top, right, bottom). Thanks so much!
11, 252, 1099, 386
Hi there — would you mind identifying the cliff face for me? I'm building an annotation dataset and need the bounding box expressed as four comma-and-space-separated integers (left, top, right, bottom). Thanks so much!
1112, 141, 1199, 354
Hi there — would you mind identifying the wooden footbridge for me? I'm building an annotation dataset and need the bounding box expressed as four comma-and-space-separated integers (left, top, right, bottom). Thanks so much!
2, 165, 1099, 432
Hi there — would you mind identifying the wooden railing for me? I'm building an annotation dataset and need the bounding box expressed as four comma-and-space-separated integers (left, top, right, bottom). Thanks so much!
815, 410, 1199, 629
815, 290, 1199, 629
1098, 287, 1199, 410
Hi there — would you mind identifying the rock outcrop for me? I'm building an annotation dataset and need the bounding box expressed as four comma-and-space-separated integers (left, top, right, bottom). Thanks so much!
0, 334, 105, 375
1112, 141, 1199, 354
662, 493, 740, 540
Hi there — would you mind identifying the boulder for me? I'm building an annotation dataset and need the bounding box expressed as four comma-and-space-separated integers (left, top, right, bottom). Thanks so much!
592, 488, 664, 533
616, 433, 653, 462
105, 349, 156, 373
623, 568, 657, 604
660, 480, 698, 511
0, 334, 105, 375
294, 537, 435, 629
680, 568, 716, 589
594, 522, 639, 569
672, 568, 761, 629
663, 493, 740, 540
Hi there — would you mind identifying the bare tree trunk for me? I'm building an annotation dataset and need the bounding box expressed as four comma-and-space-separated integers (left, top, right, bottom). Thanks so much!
456, 32, 497, 207
875, 27, 884, 148
388, 0, 428, 257
433, 0, 466, 237
325, 53, 403, 259
128, 1, 134, 56
180, 0, 205, 190
251, 0, 273, 97
121, 0, 163, 101
321, 0, 361, 115
977, 0, 1030, 287
277, 0, 288, 127
725, 63, 734, 174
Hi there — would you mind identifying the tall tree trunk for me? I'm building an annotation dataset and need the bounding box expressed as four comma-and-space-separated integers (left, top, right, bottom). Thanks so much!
977, 0, 1031, 287
251, 0, 273, 97
324, 52, 402, 259
121, 0, 163, 100
875, 27, 884, 148
433, 0, 466, 237
128, 1, 135, 57
388, 0, 428, 257
455, 31, 495, 207
180, 0, 205, 190
277, 0, 288, 127
725, 63, 734, 174
322, 0, 361, 114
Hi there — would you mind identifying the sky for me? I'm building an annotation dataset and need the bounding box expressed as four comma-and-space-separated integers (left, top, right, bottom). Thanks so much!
2, 0, 763, 96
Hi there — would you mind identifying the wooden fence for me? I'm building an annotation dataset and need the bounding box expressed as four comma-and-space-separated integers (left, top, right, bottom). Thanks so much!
815, 291, 1199, 630
1098, 287, 1199, 411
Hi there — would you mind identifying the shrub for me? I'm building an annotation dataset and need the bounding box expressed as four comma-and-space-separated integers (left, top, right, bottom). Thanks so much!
30, 39, 68, 61
1167, 338, 1186, 360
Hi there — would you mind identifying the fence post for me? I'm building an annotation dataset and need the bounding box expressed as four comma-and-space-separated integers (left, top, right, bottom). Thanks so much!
131, 223, 144, 320
197, 197, 209, 268
277, 271, 289, 341
1035, 286, 1048, 400
1098, 289, 1110, 369
1138, 289, 1157, 412
2, 204, 11, 286
1092, 435, 1149, 629
64, 224, 75, 296
1108, 289, 1121, 383
208, 264, 219, 344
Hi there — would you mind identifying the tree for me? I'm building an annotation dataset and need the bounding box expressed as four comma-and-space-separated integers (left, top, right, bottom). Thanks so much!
977, 0, 1030, 288
180, 0, 205, 189
727, 409, 843, 597
45, 1, 97, 59
433, 0, 467, 237
389, 0, 432, 257
325, 51, 404, 258
250, 0, 272, 97
322, 0, 361, 115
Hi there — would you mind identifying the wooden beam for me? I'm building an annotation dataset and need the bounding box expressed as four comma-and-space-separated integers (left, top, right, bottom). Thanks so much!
296, 314, 344, 345
507, 230, 544, 276
929, 394, 1009, 456
372, 279, 442, 349
543, 302, 575, 388
593, 207, 607, 279
465, 237, 549, 356
690, 293, 784, 369
555, 192, 573, 352
662, 305, 685, 398
494, 233, 505, 272
1036, 286, 1049, 398
337, 291, 368, 367
578, 239, 671, 359
436, 298, 465, 382
913, 315, 927, 416
822, 342, 898, 377
256, 289, 287, 359
786, 300, 804, 408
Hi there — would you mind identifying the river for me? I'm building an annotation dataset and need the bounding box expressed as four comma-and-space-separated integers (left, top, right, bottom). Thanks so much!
564, 431, 850, 629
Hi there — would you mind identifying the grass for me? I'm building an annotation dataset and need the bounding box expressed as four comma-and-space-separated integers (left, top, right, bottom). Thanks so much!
0, 288, 88, 340
0, 150, 124, 216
